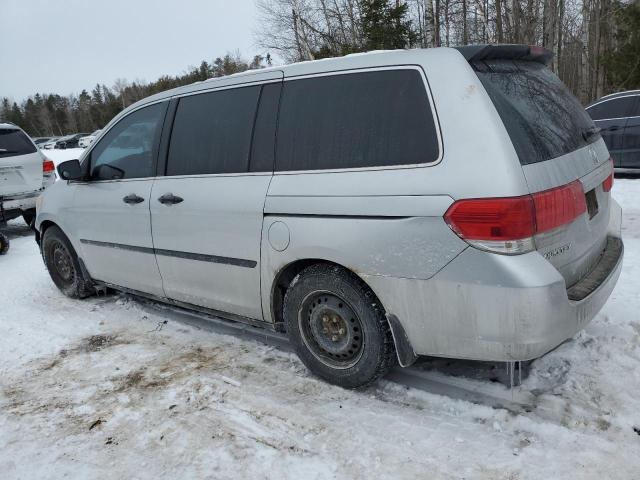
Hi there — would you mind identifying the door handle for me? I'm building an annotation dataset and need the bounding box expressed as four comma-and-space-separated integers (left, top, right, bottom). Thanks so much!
606, 125, 620, 132
122, 193, 145, 204
158, 193, 184, 205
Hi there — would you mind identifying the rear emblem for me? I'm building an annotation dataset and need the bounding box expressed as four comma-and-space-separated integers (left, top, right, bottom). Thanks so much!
543, 243, 572, 260
589, 147, 598, 165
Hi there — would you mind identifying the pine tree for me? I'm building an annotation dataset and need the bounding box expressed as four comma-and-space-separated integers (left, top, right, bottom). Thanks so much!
360, 0, 414, 51
603, 1, 640, 91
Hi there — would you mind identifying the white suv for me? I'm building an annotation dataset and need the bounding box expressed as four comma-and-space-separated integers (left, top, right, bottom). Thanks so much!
0, 123, 55, 228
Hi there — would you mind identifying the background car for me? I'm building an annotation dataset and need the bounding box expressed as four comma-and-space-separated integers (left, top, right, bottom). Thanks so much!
32, 137, 53, 147
0, 123, 55, 227
586, 90, 640, 173
78, 129, 101, 148
54, 133, 88, 149
42, 137, 61, 149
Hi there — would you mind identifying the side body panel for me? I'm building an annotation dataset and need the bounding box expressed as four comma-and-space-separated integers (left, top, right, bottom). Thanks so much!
66, 179, 165, 296
260, 48, 531, 340
150, 174, 272, 320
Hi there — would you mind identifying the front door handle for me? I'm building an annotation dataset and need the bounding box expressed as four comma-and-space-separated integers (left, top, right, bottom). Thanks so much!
123, 193, 145, 204
158, 193, 184, 205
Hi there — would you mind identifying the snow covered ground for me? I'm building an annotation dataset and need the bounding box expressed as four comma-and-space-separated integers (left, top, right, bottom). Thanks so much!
1, 179, 640, 479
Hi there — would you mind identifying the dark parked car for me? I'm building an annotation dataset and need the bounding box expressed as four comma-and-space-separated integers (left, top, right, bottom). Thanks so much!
586, 90, 640, 173
32, 137, 53, 146
55, 133, 89, 149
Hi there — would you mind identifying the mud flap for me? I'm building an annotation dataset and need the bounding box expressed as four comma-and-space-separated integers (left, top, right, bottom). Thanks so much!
387, 313, 418, 367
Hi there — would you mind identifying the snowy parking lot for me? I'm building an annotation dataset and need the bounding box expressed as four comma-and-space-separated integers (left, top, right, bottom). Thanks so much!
1, 178, 639, 479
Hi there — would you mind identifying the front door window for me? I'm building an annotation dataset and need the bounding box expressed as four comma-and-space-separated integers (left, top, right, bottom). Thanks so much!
89, 102, 167, 180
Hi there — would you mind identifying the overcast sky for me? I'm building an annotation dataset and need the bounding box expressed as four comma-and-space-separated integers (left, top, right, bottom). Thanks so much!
0, 0, 261, 102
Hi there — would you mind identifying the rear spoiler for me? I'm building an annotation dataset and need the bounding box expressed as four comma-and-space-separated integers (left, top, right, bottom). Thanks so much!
455, 44, 553, 66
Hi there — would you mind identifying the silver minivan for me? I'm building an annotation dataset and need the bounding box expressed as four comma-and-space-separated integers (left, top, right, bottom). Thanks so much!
36, 45, 623, 388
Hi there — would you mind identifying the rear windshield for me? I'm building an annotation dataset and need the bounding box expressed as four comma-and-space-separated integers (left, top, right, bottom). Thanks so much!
0, 129, 37, 158
474, 60, 597, 165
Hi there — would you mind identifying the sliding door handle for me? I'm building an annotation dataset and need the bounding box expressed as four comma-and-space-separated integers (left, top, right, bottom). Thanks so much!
158, 193, 184, 205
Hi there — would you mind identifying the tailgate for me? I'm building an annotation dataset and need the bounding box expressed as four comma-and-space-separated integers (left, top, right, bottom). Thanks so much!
0, 129, 42, 197
469, 48, 612, 287
522, 147, 612, 287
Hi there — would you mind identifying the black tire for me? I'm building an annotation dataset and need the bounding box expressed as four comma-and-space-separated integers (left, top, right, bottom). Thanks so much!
22, 210, 36, 229
42, 225, 93, 298
0, 232, 9, 255
284, 263, 396, 388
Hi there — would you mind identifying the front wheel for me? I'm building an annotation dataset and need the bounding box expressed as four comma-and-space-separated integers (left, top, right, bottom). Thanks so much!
42, 226, 93, 298
283, 264, 396, 388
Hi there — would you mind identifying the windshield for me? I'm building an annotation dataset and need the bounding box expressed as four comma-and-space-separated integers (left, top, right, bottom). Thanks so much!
474, 60, 598, 165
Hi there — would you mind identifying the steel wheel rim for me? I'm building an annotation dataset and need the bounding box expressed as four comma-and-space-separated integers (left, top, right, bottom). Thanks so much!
298, 291, 364, 369
51, 242, 75, 284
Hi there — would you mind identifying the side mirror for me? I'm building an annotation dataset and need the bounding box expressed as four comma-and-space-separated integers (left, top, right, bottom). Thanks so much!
57, 159, 84, 181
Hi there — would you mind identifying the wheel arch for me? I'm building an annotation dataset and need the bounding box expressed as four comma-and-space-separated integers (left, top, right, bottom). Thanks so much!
35, 219, 59, 248
269, 258, 416, 367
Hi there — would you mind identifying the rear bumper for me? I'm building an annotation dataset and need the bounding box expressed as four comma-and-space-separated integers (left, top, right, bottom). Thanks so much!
364, 200, 624, 362
1, 190, 39, 213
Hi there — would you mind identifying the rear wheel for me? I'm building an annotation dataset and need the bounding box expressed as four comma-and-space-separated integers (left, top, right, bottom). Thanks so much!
283, 264, 396, 388
42, 226, 93, 298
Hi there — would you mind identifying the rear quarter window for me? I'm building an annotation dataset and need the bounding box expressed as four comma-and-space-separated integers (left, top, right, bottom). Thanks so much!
474, 60, 597, 165
0, 129, 37, 158
275, 69, 439, 171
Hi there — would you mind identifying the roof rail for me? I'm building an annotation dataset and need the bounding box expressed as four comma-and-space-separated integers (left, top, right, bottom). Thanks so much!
600, 89, 640, 99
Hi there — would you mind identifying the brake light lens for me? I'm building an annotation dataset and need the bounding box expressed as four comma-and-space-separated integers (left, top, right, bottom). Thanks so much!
444, 196, 535, 241
444, 180, 587, 255
43, 159, 55, 173
533, 180, 586, 232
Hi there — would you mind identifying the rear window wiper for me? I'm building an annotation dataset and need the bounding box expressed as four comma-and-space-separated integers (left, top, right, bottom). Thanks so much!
582, 127, 601, 142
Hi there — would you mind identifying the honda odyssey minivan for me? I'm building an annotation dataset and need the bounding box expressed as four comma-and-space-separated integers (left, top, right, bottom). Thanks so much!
36, 45, 623, 388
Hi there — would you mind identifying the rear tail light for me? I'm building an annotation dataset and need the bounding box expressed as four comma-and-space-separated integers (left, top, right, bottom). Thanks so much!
444, 180, 587, 255
43, 159, 55, 173
602, 158, 614, 192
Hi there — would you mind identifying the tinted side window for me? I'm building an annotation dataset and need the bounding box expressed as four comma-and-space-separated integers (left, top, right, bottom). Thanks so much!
276, 70, 439, 171
90, 102, 167, 180
588, 97, 633, 120
167, 86, 260, 176
0, 129, 37, 158
250, 82, 282, 172
627, 95, 640, 116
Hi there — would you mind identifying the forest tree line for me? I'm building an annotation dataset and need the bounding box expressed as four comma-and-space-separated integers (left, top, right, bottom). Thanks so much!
2, 0, 639, 137
0, 53, 268, 137
257, 0, 640, 100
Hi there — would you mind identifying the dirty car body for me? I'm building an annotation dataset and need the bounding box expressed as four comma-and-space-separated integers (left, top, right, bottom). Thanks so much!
35, 45, 623, 387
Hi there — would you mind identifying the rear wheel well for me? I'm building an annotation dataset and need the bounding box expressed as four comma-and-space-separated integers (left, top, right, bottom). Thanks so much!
271, 260, 384, 332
